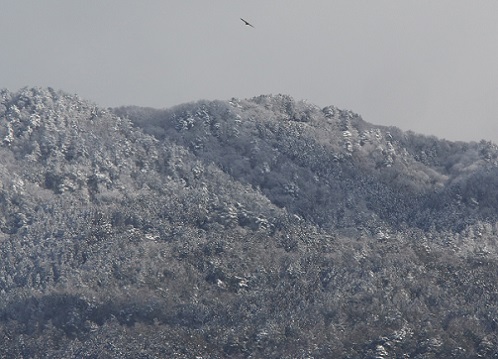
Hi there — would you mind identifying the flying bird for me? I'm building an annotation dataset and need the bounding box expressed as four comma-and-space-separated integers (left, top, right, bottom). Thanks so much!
240, 18, 255, 28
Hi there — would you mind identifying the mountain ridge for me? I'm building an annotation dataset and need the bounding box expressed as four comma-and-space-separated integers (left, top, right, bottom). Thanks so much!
1, 87, 497, 357
115, 92, 498, 232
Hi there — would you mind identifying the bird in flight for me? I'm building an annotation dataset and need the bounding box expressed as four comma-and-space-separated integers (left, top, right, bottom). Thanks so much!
240, 18, 255, 28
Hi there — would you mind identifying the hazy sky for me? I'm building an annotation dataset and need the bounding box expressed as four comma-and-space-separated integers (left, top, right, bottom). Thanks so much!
1, 1, 498, 142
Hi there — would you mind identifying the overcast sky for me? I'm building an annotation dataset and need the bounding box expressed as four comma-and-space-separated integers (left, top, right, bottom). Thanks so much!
1, 1, 498, 142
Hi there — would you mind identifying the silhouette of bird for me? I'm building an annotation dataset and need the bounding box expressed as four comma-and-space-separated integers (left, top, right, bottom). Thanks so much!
240, 18, 255, 28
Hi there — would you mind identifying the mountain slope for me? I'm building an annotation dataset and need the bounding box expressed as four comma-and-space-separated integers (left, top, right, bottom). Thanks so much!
116, 93, 498, 233
0, 87, 497, 357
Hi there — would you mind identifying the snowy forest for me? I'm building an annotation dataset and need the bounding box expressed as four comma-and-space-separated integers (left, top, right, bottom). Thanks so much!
1, 87, 498, 357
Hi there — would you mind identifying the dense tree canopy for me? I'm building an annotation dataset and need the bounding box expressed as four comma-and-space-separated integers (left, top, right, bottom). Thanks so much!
0, 87, 497, 357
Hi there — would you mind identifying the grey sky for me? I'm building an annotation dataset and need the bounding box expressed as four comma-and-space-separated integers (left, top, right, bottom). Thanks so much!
1, 1, 498, 143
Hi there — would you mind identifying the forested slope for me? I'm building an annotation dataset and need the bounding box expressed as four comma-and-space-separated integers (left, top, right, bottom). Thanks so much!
0, 87, 497, 357
117, 94, 498, 235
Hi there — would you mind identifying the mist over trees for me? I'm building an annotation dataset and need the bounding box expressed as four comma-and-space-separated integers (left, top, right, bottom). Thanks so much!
1, 87, 498, 357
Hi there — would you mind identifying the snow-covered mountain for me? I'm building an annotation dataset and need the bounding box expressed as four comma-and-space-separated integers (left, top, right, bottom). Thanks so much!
1, 87, 497, 357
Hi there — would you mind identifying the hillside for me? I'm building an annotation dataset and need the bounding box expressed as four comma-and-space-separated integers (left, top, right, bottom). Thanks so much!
1, 87, 498, 357
116, 94, 498, 235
